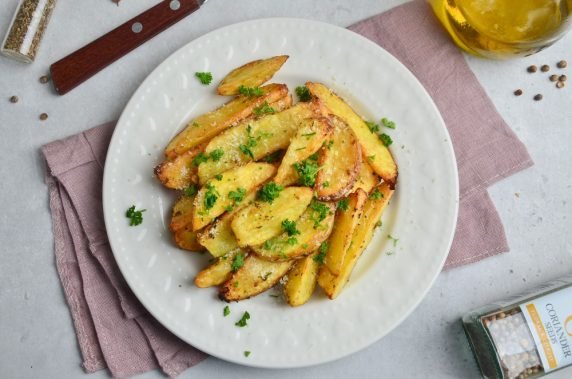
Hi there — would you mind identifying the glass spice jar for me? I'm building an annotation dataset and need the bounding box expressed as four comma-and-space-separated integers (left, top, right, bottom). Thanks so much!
463, 276, 572, 379
1, 0, 57, 63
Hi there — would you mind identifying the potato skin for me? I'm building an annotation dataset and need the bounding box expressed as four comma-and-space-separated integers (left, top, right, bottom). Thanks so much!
217, 55, 289, 96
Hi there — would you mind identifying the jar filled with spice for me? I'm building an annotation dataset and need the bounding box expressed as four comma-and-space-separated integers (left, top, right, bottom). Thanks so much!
1, 0, 58, 63
463, 276, 572, 379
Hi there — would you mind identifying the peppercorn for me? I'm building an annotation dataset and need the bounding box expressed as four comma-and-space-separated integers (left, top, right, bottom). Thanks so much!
540, 64, 550, 72
556, 60, 567, 69
39, 113, 48, 120
9, 95, 19, 103
527, 65, 538, 73
533, 94, 543, 101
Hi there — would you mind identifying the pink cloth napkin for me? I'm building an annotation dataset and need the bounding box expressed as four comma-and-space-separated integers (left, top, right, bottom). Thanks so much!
41, 1, 532, 377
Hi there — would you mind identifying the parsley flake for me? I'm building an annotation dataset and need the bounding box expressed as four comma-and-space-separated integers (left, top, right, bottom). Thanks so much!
183, 185, 198, 197
192, 152, 209, 166
204, 183, 219, 210
223, 306, 230, 317
295, 85, 312, 102
209, 149, 224, 162
293, 154, 320, 187
195, 71, 213, 85
301, 132, 316, 138
238, 85, 264, 97
244, 351, 251, 357
366, 121, 380, 134
387, 234, 399, 247
239, 125, 257, 159
369, 188, 384, 200
253, 101, 276, 116
231, 251, 245, 272
286, 237, 298, 246
228, 187, 246, 204
367, 155, 376, 162
214, 174, 223, 181
281, 219, 300, 236
324, 140, 334, 150
257, 182, 283, 203
313, 242, 328, 265
235, 311, 250, 327
125, 205, 145, 226
309, 201, 329, 227
379, 133, 393, 147
337, 198, 349, 211
381, 117, 396, 129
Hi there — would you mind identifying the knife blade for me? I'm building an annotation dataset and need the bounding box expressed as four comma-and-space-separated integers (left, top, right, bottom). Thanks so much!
50, 0, 208, 95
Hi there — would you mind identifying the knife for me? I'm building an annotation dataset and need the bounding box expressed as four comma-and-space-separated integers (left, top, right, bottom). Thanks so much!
50, 0, 208, 95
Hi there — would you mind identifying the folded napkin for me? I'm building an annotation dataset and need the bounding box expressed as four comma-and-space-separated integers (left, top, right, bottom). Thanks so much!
41, 1, 532, 377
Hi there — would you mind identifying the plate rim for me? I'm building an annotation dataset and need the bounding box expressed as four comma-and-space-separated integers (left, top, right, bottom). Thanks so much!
103, 17, 459, 368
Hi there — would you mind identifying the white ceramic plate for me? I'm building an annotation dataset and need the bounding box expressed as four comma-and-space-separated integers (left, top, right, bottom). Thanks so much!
103, 18, 458, 368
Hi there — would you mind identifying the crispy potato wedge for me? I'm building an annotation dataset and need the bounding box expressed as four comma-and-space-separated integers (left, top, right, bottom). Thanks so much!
155, 96, 291, 190
306, 82, 398, 187
155, 143, 206, 190
350, 158, 380, 194
231, 187, 314, 247
194, 249, 242, 288
315, 116, 361, 201
173, 224, 204, 251
217, 55, 289, 96
196, 191, 257, 257
192, 162, 275, 230
219, 254, 293, 301
198, 101, 324, 184
170, 194, 195, 232
323, 189, 367, 276
250, 202, 335, 261
284, 253, 320, 307
318, 184, 394, 299
165, 83, 288, 158
274, 117, 333, 186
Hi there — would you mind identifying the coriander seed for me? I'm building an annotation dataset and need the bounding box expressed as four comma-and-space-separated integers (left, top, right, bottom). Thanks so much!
533, 94, 543, 101
540, 64, 550, 72
559, 74, 567, 82
556, 60, 567, 69
39, 75, 50, 84
39, 113, 48, 120
513, 89, 523, 96
1, 0, 58, 63
549, 74, 558, 82
9, 95, 19, 103
527, 65, 537, 73
556, 81, 565, 89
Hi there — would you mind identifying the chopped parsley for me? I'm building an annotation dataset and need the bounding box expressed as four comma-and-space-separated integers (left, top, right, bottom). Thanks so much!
183, 184, 198, 197
313, 242, 328, 265
293, 154, 320, 187
301, 132, 316, 138
309, 201, 330, 227
387, 234, 399, 247
253, 101, 276, 116
281, 219, 300, 236
286, 237, 298, 246
235, 311, 250, 327
228, 187, 246, 204
125, 205, 145, 226
209, 149, 224, 162
224, 205, 234, 212
204, 183, 219, 210
223, 306, 230, 317
192, 152, 209, 166
231, 251, 245, 272
257, 182, 283, 203
375, 220, 383, 229
369, 188, 384, 200
239, 125, 257, 159
244, 351, 251, 357
381, 117, 396, 129
238, 85, 264, 97
337, 198, 349, 211
295, 85, 312, 102
322, 181, 330, 188
367, 155, 376, 162
324, 140, 334, 150
366, 121, 380, 134
379, 133, 393, 147
195, 71, 213, 85
214, 174, 223, 181
263, 239, 276, 251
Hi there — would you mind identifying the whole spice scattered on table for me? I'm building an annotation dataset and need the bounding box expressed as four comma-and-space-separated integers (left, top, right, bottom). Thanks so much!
1, 0, 58, 63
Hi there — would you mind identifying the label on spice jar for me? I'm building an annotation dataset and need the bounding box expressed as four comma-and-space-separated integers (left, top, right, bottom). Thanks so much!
520, 286, 572, 372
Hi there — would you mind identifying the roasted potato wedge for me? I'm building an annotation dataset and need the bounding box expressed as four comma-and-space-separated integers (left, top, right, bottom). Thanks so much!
170, 194, 195, 232
165, 83, 288, 159
250, 202, 335, 261
156, 96, 292, 190
196, 191, 257, 257
306, 82, 397, 187
318, 184, 394, 299
315, 116, 361, 201
192, 162, 275, 230
198, 100, 324, 184
173, 223, 204, 251
194, 249, 242, 288
323, 189, 367, 276
217, 55, 289, 96
274, 117, 333, 186
231, 187, 314, 247
219, 254, 293, 301
283, 253, 320, 307
350, 158, 380, 194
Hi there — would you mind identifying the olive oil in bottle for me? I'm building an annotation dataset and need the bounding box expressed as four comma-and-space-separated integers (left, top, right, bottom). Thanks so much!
429, 0, 572, 59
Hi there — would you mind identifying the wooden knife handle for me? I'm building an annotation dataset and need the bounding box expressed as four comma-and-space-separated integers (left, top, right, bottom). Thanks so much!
50, 0, 201, 95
